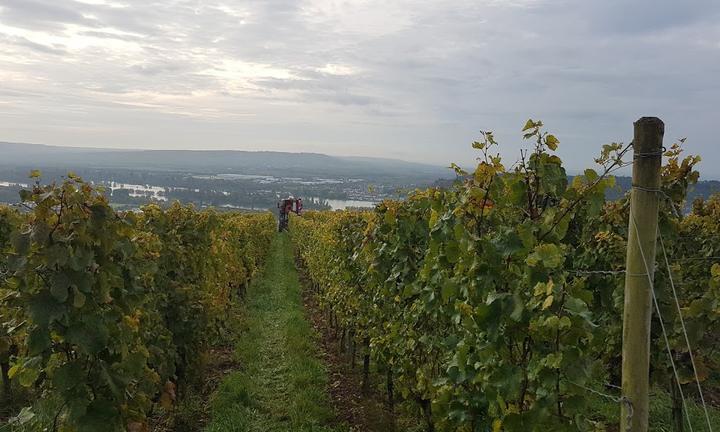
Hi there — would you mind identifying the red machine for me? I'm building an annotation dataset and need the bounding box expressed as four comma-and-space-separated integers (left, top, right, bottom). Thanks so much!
277, 197, 302, 232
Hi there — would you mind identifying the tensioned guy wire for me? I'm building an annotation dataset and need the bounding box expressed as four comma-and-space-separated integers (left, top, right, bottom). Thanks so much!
658, 229, 714, 432
630, 179, 714, 431
630, 212, 695, 432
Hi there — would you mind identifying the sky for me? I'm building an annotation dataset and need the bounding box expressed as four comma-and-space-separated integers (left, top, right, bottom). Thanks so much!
0, 0, 719, 177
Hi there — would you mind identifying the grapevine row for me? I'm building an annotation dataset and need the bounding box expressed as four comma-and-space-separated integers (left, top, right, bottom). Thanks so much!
290, 121, 720, 431
0, 174, 275, 431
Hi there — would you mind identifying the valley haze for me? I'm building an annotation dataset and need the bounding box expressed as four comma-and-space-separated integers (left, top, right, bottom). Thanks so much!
0, 141, 454, 211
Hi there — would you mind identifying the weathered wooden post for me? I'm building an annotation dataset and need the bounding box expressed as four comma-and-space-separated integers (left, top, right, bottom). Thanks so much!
621, 117, 664, 432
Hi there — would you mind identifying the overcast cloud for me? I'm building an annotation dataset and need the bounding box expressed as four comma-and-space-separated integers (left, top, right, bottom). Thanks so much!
0, 0, 718, 177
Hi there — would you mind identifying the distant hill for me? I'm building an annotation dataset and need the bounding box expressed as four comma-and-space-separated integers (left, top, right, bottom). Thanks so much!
0, 142, 451, 181
609, 175, 720, 206
432, 175, 720, 205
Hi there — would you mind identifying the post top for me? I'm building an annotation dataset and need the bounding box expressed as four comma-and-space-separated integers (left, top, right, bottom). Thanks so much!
634, 117, 664, 128
633, 116, 664, 153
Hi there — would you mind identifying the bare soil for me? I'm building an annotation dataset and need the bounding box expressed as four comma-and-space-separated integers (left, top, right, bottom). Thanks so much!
297, 265, 399, 432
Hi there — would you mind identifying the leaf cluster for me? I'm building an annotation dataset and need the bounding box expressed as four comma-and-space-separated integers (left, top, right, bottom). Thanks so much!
0, 176, 275, 430
290, 121, 716, 431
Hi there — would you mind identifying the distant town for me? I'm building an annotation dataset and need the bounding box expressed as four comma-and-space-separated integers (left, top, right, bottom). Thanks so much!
0, 142, 452, 211
3, 142, 719, 213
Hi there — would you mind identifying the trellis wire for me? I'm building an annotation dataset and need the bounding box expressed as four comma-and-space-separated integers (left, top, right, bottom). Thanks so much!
630, 212, 695, 432
568, 380, 634, 432
658, 230, 714, 432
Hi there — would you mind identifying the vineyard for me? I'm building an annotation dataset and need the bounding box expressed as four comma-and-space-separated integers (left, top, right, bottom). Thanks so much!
290, 120, 720, 431
0, 174, 275, 431
1, 120, 719, 432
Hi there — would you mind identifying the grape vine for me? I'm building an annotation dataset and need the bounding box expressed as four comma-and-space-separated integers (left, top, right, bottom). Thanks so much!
0, 174, 274, 431
291, 121, 717, 431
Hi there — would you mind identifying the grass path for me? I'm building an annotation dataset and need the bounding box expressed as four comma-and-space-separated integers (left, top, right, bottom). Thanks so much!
205, 233, 344, 432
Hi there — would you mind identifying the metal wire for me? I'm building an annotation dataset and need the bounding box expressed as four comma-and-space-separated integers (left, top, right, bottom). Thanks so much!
567, 380, 634, 432
673, 256, 720, 262
658, 230, 715, 432
633, 151, 665, 160
631, 184, 684, 221
631, 143, 666, 160
630, 213, 695, 432
569, 269, 626, 276
632, 185, 662, 194
569, 267, 656, 277
632, 185, 676, 206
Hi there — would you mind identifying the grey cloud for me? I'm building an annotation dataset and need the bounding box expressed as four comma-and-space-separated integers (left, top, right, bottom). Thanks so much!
1, 33, 66, 54
0, 0, 718, 177
76, 28, 146, 40
582, 0, 720, 33
130, 62, 188, 76
0, 0, 98, 29
248, 76, 393, 109
0, 88, 45, 98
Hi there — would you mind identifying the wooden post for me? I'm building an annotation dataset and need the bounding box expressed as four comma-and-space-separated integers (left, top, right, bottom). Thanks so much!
362, 337, 371, 394
621, 117, 664, 432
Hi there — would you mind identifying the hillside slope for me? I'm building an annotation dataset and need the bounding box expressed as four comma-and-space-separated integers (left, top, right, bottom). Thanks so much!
0, 142, 450, 181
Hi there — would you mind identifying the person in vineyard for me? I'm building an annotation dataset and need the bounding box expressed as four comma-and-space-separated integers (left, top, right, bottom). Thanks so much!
285, 196, 294, 215
278, 196, 302, 231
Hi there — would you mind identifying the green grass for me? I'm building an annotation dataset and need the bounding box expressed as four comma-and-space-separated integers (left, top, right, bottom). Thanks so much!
587, 384, 720, 431
205, 233, 345, 432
